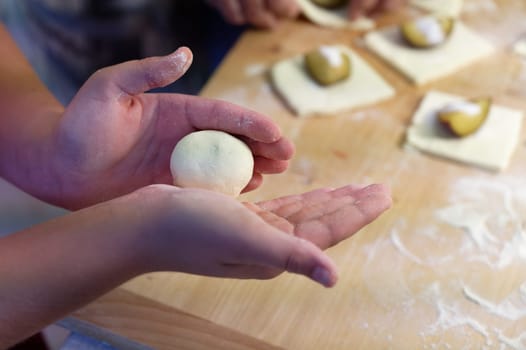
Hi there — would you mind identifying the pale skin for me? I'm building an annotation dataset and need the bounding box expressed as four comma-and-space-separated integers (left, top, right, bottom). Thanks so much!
0, 24, 392, 347
207, 0, 407, 28
348, 0, 407, 19
0, 41, 292, 210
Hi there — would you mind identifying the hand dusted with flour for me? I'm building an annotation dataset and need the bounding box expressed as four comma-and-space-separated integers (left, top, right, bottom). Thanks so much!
2, 46, 294, 210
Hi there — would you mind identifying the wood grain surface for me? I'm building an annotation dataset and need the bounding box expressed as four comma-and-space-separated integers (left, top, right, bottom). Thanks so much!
81, 1, 526, 349
71, 289, 283, 350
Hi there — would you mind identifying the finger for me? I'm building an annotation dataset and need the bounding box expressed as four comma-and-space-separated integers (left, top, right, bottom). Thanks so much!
368, 1, 387, 15
295, 184, 392, 248
348, 0, 377, 19
241, 172, 263, 193
287, 196, 356, 224
273, 236, 338, 287
241, 0, 278, 28
345, 184, 393, 223
244, 202, 294, 233
244, 229, 339, 287
373, 0, 405, 12
220, 264, 282, 280
243, 137, 295, 161
289, 184, 391, 224
254, 157, 289, 174
172, 95, 282, 143
348, 0, 365, 19
257, 188, 334, 211
208, 0, 245, 25
266, 0, 301, 18
263, 184, 366, 218
329, 183, 375, 197
91, 47, 193, 97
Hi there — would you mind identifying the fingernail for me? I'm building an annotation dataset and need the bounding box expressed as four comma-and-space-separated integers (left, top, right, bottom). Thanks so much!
311, 266, 334, 288
169, 48, 192, 71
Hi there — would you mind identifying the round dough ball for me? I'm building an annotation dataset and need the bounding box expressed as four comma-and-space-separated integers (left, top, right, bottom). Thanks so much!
169, 130, 254, 196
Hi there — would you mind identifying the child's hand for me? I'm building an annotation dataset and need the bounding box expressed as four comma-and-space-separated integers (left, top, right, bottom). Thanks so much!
348, 0, 406, 19
207, 0, 300, 29
132, 182, 391, 285
41, 47, 293, 209
0, 182, 391, 345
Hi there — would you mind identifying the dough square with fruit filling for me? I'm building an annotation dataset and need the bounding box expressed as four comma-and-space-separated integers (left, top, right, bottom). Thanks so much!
271, 45, 395, 117
296, 0, 374, 30
406, 91, 524, 171
364, 21, 494, 85
410, 0, 464, 17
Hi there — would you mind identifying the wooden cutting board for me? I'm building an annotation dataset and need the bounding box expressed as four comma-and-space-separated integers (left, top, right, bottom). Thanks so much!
122, 1, 526, 348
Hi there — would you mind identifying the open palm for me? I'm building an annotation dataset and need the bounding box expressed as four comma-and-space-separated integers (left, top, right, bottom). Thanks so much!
47, 48, 293, 209
139, 183, 391, 286
247, 184, 390, 249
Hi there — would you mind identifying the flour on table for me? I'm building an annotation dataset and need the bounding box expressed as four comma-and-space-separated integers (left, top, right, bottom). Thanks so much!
420, 283, 493, 347
435, 204, 498, 249
410, 0, 464, 17
498, 332, 526, 349
364, 21, 494, 85
367, 175, 526, 349
271, 45, 395, 116
296, 0, 374, 30
463, 285, 526, 321
438, 175, 526, 268
390, 230, 425, 265
405, 91, 524, 171
244, 63, 267, 77
513, 38, 526, 59
390, 228, 455, 266
463, 0, 497, 14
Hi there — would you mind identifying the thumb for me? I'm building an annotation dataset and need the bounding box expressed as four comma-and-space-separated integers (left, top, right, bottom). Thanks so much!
92, 47, 193, 96
348, 0, 362, 20
252, 230, 339, 287
348, 0, 376, 20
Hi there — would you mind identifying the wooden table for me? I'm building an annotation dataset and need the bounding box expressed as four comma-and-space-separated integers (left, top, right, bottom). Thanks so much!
72, 1, 526, 348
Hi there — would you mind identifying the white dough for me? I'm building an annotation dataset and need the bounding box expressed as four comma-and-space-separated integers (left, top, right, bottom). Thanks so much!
410, 0, 464, 17
271, 45, 395, 117
439, 100, 481, 116
297, 0, 375, 31
364, 21, 494, 85
406, 91, 524, 171
319, 46, 343, 66
513, 38, 526, 58
414, 17, 445, 45
170, 130, 254, 196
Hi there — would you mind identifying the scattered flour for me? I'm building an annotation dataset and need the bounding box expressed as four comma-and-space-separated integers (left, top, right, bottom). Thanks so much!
376, 175, 526, 349
390, 229, 454, 266
513, 38, 526, 59
292, 156, 316, 185
434, 177, 526, 270
498, 332, 526, 349
463, 285, 526, 321
244, 63, 267, 77
463, 0, 497, 13
420, 283, 493, 349
390, 229, 425, 265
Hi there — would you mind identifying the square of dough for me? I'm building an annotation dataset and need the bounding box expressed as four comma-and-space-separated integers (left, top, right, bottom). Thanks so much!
410, 0, 464, 17
364, 21, 494, 85
406, 91, 524, 171
514, 37, 526, 59
297, 0, 374, 30
271, 45, 395, 117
